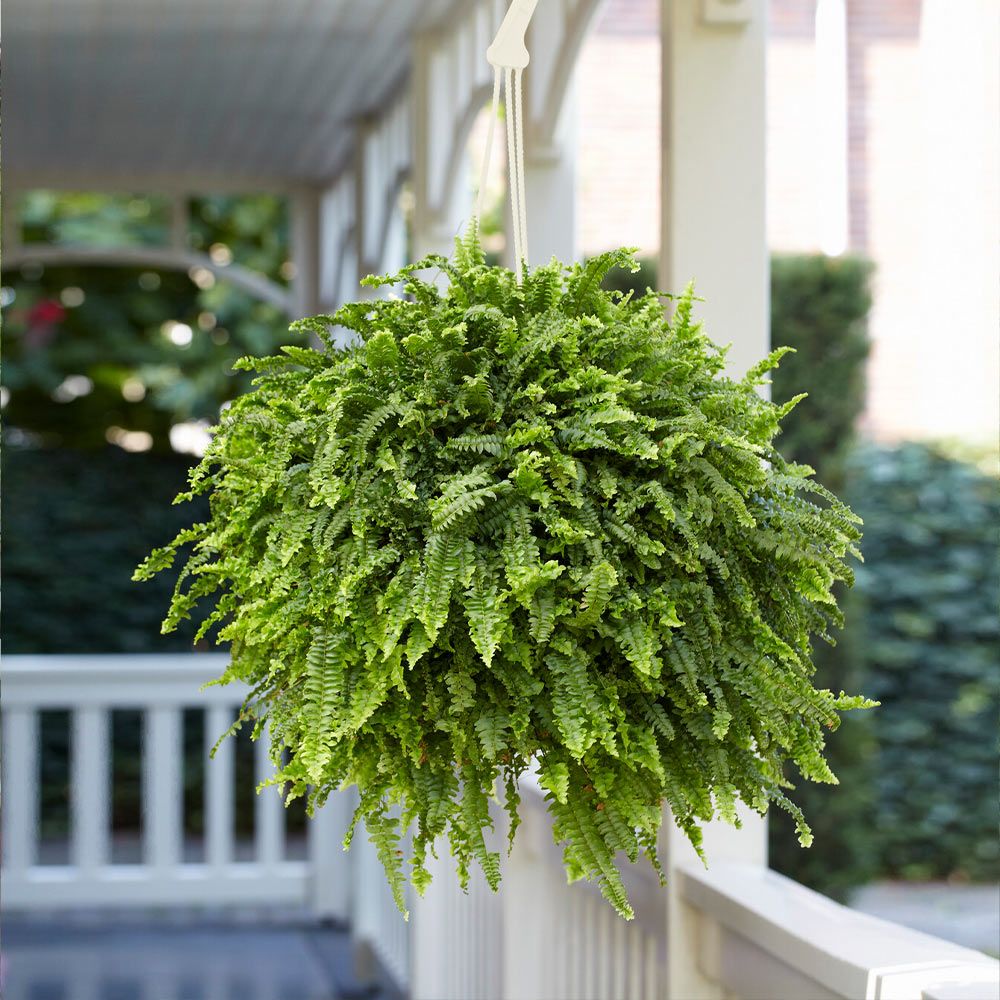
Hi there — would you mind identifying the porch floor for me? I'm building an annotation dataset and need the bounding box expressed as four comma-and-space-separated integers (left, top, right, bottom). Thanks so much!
2, 909, 401, 1000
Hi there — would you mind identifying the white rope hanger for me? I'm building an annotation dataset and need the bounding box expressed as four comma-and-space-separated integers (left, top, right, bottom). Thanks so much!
477, 0, 538, 285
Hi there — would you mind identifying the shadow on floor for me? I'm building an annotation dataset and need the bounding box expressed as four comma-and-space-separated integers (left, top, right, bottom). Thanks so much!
2, 910, 402, 1000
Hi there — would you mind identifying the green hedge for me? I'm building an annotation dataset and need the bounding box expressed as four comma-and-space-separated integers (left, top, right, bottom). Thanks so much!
2, 446, 209, 653
766, 253, 999, 895
765, 253, 877, 896
847, 442, 999, 882
768, 253, 873, 489
3, 446, 308, 838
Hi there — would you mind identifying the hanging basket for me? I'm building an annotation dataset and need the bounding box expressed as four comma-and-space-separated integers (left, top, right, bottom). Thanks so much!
136, 228, 873, 919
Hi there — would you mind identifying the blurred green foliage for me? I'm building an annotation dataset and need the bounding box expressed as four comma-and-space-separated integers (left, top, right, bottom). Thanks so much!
3, 191, 310, 844
766, 253, 878, 897
2, 192, 304, 452
848, 442, 999, 882
20, 191, 174, 248
769, 254, 874, 490
2, 445, 209, 653
601, 254, 659, 299
767, 254, 999, 896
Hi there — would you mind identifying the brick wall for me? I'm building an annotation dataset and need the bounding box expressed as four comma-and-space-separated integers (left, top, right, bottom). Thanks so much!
576, 0, 661, 257
767, 3, 820, 251
574, 0, 999, 445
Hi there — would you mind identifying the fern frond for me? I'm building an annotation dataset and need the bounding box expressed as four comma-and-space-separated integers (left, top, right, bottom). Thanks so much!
141, 221, 870, 923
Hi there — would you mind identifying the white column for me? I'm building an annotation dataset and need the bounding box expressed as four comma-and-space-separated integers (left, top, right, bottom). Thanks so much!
662, 802, 768, 999
412, 32, 471, 260
521, 0, 580, 267
291, 186, 322, 318
522, 108, 577, 267
660, 0, 769, 381
660, 3, 769, 997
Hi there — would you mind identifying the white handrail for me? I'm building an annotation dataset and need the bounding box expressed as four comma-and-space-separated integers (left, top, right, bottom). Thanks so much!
678, 861, 999, 1000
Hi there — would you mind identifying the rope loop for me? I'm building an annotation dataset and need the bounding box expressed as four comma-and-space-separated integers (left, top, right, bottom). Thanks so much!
477, 23, 532, 284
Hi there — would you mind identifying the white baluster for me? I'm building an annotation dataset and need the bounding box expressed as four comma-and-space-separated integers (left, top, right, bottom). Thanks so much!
626, 925, 640, 999
254, 726, 284, 866
478, 880, 491, 1000
72, 705, 109, 873
205, 706, 235, 868
458, 878, 468, 999
563, 883, 576, 997
644, 935, 659, 1000
581, 893, 596, 998
3, 707, 39, 872
544, 876, 558, 997
443, 873, 455, 999
597, 901, 612, 999
613, 910, 627, 999
145, 706, 182, 868
309, 786, 353, 921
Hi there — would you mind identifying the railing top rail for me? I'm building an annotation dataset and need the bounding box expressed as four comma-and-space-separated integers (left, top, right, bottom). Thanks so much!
679, 860, 999, 1000
4, 653, 232, 673
3, 653, 243, 708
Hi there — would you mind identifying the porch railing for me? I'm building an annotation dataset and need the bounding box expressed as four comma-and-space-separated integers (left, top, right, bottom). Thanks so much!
674, 861, 999, 1000
2, 654, 350, 916
5, 654, 998, 1000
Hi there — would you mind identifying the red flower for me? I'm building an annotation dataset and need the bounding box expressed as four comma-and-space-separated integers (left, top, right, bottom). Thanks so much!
28, 300, 66, 325
23, 300, 67, 350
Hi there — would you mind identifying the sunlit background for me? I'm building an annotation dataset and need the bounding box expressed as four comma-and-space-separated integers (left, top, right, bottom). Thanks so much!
2, 0, 997, 998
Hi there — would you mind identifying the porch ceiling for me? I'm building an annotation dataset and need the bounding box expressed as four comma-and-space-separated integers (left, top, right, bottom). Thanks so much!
4, 0, 454, 190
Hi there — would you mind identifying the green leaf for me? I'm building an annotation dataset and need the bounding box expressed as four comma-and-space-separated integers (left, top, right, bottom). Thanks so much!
138, 223, 872, 923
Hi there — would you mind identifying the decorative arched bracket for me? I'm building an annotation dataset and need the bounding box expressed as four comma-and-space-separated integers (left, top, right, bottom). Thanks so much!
412, 0, 603, 249
2, 245, 294, 315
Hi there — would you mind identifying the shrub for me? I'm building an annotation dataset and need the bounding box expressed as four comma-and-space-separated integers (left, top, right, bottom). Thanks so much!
848, 442, 999, 882
138, 230, 872, 918
769, 254, 873, 490
2, 446, 208, 653
766, 253, 876, 896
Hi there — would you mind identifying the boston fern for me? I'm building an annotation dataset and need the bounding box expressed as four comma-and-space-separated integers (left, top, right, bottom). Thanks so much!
136, 228, 872, 919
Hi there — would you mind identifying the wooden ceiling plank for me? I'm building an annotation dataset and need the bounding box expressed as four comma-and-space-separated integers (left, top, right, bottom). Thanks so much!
282, 0, 410, 180
229, 0, 354, 182
291, 0, 413, 181
7, 0, 454, 186
201, 0, 319, 182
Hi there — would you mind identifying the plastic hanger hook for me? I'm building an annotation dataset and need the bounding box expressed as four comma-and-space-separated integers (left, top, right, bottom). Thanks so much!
486, 0, 538, 70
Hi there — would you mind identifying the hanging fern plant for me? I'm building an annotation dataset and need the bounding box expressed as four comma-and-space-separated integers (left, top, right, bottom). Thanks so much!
136, 228, 873, 919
